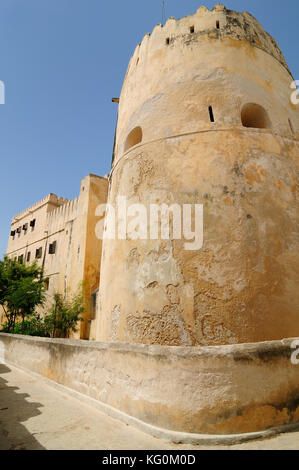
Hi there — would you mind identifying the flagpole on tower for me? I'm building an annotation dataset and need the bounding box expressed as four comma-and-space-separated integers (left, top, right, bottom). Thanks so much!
162, 0, 166, 25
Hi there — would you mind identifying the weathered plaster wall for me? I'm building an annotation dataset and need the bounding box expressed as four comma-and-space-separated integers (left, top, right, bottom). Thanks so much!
1, 333, 298, 435
7, 194, 68, 264
81, 175, 108, 339
97, 5, 299, 345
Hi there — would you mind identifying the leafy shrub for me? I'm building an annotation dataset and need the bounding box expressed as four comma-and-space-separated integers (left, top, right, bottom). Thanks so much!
1, 316, 49, 337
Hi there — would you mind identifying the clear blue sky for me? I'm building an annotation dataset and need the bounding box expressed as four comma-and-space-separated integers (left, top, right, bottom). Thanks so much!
0, 0, 298, 257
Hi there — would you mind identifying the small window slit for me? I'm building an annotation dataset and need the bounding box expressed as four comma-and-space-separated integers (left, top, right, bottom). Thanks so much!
209, 106, 215, 123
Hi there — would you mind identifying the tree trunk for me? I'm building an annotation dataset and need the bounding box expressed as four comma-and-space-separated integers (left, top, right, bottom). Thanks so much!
21, 313, 25, 334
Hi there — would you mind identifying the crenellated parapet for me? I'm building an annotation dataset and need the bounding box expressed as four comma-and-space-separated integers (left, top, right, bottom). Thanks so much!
12, 193, 68, 224
112, 3, 298, 166
126, 4, 290, 82
46, 197, 79, 234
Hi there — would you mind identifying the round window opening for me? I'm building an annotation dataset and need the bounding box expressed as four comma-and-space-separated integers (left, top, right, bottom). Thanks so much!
124, 126, 143, 152
241, 103, 272, 129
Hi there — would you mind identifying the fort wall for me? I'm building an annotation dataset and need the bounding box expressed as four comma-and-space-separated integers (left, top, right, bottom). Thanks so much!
1, 332, 299, 439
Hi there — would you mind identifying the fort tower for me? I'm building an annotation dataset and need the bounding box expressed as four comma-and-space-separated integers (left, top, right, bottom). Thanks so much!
96, 4, 299, 346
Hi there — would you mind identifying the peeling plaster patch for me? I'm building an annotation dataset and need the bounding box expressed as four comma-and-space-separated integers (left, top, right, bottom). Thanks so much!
196, 259, 237, 287
111, 305, 121, 340
126, 248, 140, 269
200, 316, 237, 345
132, 156, 154, 195
126, 307, 192, 346
162, 304, 193, 345
166, 284, 180, 304
147, 243, 172, 263
193, 68, 226, 82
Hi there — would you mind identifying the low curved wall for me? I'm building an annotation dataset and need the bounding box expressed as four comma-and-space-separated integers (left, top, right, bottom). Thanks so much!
0, 333, 298, 435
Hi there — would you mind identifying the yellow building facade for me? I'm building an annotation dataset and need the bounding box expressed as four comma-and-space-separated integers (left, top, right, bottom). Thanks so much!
4, 174, 108, 339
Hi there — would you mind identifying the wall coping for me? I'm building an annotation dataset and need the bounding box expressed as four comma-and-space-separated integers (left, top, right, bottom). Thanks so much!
0, 332, 297, 361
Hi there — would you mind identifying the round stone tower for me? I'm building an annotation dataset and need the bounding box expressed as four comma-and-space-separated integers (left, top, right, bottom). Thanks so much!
96, 4, 299, 346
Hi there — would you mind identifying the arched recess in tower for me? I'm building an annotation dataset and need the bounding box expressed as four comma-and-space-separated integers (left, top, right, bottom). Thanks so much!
241, 103, 272, 129
124, 126, 143, 152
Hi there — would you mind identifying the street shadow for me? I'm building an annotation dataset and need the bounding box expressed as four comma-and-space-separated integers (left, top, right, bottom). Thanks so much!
0, 363, 45, 450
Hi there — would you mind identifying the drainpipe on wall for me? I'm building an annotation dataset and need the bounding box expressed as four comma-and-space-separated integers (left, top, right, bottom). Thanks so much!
41, 231, 48, 275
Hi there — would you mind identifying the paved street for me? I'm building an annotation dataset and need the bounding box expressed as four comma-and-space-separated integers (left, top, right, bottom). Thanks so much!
0, 363, 298, 450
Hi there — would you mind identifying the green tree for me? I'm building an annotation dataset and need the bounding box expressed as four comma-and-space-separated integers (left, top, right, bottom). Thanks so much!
44, 291, 84, 338
0, 257, 46, 333
0, 258, 10, 329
